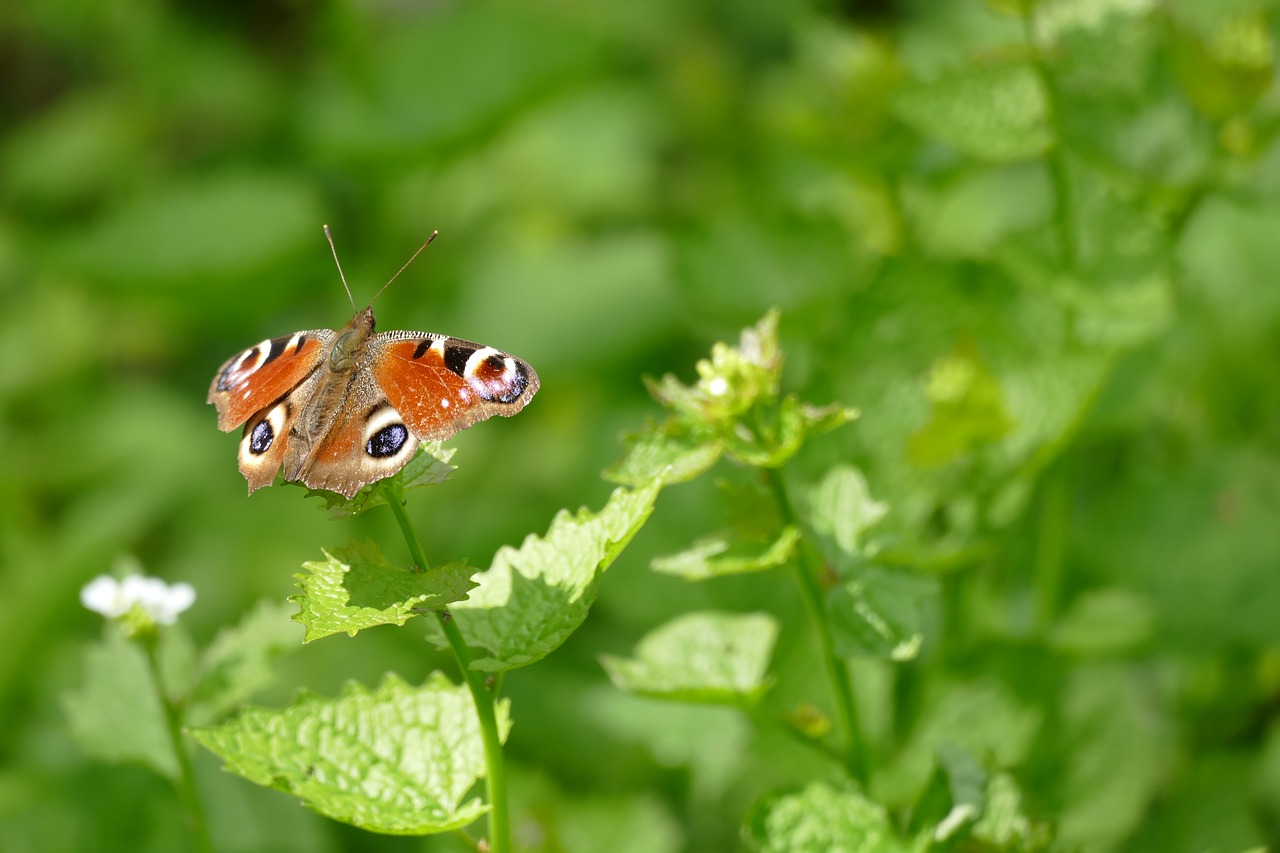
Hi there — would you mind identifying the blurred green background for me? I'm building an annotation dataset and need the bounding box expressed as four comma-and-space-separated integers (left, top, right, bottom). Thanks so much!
3, 0, 1280, 850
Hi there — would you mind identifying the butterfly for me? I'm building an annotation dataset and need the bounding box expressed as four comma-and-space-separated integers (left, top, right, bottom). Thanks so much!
208, 228, 539, 498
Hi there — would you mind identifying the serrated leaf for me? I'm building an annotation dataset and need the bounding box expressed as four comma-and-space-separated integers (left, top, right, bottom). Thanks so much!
187, 599, 303, 723
827, 568, 936, 661
433, 481, 661, 672
805, 465, 888, 558
303, 442, 457, 514
648, 311, 784, 426
292, 542, 477, 643
625, 312, 855, 472
894, 62, 1054, 162
64, 629, 177, 779
601, 611, 779, 705
744, 782, 924, 853
651, 527, 800, 580
604, 429, 724, 487
193, 672, 507, 835
725, 398, 859, 468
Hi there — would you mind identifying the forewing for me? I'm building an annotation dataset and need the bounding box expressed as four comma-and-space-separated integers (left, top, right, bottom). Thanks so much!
369, 332, 540, 441
208, 330, 331, 431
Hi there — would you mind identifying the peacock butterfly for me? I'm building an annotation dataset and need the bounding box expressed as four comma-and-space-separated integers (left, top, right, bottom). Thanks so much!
208, 228, 539, 497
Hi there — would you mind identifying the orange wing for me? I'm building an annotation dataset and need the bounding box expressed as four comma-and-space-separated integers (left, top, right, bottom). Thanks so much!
372, 333, 540, 441
207, 331, 330, 431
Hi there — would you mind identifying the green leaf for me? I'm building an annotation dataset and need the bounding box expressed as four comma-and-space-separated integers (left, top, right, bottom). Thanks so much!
1049, 587, 1154, 656
64, 629, 177, 779
600, 611, 779, 705
916, 747, 1051, 849
648, 311, 784, 427
1068, 273, 1175, 349
725, 397, 858, 468
1057, 666, 1170, 849
878, 680, 1043, 809
604, 429, 724, 487
304, 442, 457, 514
971, 773, 1052, 850
625, 312, 856, 472
435, 480, 662, 672
804, 465, 888, 558
906, 343, 1016, 470
554, 791, 682, 853
651, 527, 800, 580
744, 782, 924, 853
187, 599, 303, 724
893, 62, 1054, 162
292, 542, 477, 643
827, 568, 936, 661
1169, 9, 1274, 120
931, 744, 986, 841
192, 672, 507, 835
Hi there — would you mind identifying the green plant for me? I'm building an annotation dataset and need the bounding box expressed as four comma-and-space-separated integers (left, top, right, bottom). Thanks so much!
71, 439, 661, 851
19, 1, 1280, 850
68, 312, 1043, 851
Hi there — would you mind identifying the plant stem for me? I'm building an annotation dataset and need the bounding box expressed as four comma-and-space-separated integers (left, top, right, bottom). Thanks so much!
385, 496, 510, 853
142, 637, 213, 853
765, 468, 869, 785
1033, 465, 1069, 632
1021, 8, 1076, 272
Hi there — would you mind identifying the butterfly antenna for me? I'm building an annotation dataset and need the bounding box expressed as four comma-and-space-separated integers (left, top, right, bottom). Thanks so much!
368, 230, 439, 308
324, 224, 358, 312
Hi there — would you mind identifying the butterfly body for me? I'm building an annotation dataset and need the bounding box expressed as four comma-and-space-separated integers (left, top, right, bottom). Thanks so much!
209, 307, 538, 497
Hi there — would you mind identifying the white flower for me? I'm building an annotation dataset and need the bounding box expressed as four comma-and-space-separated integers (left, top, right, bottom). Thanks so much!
80, 575, 131, 618
81, 574, 196, 625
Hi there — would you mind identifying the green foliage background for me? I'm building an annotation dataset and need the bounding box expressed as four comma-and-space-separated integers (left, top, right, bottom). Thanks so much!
2, 0, 1279, 850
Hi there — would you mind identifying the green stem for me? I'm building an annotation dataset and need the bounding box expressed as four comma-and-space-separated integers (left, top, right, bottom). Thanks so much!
765, 468, 869, 785
385, 496, 510, 853
1033, 465, 1069, 632
142, 637, 213, 853
1022, 9, 1076, 272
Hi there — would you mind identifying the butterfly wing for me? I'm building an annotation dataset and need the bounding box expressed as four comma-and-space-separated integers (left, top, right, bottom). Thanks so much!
295, 331, 538, 498
210, 318, 539, 499
285, 370, 423, 498
209, 329, 332, 493
369, 331, 540, 440
234, 370, 324, 493
207, 330, 332, 430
